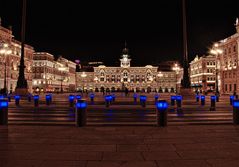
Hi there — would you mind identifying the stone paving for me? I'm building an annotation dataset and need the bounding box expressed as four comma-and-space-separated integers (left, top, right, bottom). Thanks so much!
1, 125, 239, 167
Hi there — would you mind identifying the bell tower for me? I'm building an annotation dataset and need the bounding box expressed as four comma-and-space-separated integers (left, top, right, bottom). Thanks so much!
120, 41, 131, 68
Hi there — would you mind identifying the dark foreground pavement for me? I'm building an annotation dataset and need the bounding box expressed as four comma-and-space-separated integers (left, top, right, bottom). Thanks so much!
1, 125, 239, 167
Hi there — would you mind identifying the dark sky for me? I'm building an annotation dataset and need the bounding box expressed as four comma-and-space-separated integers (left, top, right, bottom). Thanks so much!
0, 0, 239, 66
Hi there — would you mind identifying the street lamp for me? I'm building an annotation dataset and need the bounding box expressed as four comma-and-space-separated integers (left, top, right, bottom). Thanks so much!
210, 43, 223, 95
81, 72, 87, 92
0, 43, 12, 95
157, 71, 163, 92
58, 66, 67, 93
172, 63, 180, 94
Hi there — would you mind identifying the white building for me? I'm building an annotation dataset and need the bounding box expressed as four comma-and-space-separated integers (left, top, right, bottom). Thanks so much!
77, 46, 180, 93
32, 52, 76, 93
215, 18, 239, 94
190, 55, 216, 93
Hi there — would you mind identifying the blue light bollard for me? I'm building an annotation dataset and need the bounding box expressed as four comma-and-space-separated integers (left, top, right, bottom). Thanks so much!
171, 95, 176, 106
154, 94, 159, 104
210, 95, 216, 111
133, 93, 137, 104
196, 95, 200, 102
176, 95, 182, 113
34, 95, 39, 107
230, 95, 235, 105
201, 95, 205, 106
112, 94, 115, 102
14, 95, 20, 106
46, 94, 51, 105
105, 95, 112, 107
140, 95, 147, 107
0, 99, 8, 125
156, 100, 168, 127
232, 100, 239, 125
69, 95, 75, 107
76, 95, 82, 102
90, 93, 94, 104
75, 99, 87, 127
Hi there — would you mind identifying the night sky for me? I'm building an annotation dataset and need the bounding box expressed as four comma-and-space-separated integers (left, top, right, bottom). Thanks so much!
0, 0, 239, 66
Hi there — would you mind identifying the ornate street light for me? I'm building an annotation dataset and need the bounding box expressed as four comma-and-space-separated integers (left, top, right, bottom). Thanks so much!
157, 72, 163, 92
58, 66, 67, 93
0, 43, 12, 94
210, 43, 223, 95
173, 63, 180, 94
81, 72, 87, 92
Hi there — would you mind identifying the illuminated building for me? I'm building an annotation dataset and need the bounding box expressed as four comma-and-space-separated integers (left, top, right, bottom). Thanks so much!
189, 55, 216, 93
0, 19, 34, 93
32, 53, 76, 92
77, 45, 181, 93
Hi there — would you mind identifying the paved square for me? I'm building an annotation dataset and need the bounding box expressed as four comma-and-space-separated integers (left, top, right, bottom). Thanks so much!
1, 125, 239, 167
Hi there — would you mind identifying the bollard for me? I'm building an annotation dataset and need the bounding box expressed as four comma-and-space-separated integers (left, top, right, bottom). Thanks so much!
49, 94, 53, 103
154, 94, 159, 104
196, 95, 200, 102
89, 93, 94, 104
69, 95, 75, 107
176, 95, 182, 113
75, 99, 87, 127
156, 100, 168, 127
230, 95, 235, 105
210, 95, 216, 111
46, 94, 51, 105
14, 95, 20, 106
28, 94, 32, 102
34, 95, 39, 107
232, 100, 239, 125
0, 99, 8, 125
133, 93, 138, 104
112, 94, 115, 102
105, 95, 112, 107
171, 96, 176, 106
140, 95, 147, 107
201, 95, 205, 106
76, 95, 82, 102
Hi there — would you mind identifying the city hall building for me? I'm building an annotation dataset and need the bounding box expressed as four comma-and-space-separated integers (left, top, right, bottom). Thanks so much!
77, 46, 179, 93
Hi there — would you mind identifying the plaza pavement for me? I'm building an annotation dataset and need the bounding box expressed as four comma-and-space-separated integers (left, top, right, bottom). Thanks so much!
0, 125, 239, 167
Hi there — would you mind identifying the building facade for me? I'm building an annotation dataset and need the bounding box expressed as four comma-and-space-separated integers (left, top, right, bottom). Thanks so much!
77, 47, 180, 93
0, 20, 34, 93
32, 53, 76, 93
189, 55, 216, 93
216, 19, 239, 94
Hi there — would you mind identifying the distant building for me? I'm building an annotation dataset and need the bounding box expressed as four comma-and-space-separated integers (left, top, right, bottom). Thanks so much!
189, 55, 216, 93
0, 20, 34, 93
32, 53, 76, 92
77, 45, 180, 93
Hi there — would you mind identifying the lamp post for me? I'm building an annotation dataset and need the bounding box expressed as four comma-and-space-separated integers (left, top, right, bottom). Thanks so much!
210, 43, 223, 95
58, 66, 66, 93
81, 72, 87, 93
172, 63, 180, 94
0, 43, 12, 95
157, 71, 163, 92
93, 76, 98, 92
